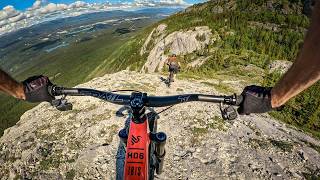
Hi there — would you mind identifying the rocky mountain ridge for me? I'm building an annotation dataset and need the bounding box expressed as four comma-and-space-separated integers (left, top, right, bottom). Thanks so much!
0, 70, 319, 179
140, 24, 218, 73
140, 23, 291, 75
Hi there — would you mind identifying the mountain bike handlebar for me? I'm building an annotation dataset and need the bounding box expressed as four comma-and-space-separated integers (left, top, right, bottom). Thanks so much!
49, 85, 243, 107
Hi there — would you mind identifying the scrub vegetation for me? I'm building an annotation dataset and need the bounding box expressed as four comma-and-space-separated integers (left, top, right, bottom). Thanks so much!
155, 0, 319, 139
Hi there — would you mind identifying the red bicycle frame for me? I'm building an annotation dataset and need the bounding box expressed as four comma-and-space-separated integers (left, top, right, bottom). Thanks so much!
124, 116, 150, 179
49, 86, 239, 179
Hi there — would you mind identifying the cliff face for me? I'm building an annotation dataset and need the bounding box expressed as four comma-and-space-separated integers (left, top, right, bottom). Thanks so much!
140, 25, 218, 73
1, 70, 320, 179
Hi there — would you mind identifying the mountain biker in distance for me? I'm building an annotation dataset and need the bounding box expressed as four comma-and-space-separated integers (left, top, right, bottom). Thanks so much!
0, 2, 320, 115
165, 54, 181, 84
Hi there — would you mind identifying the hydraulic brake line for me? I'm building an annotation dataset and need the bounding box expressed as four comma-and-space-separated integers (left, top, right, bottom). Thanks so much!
147, 105, 175, 120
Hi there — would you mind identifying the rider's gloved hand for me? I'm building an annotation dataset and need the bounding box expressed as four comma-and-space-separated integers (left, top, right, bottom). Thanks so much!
22, 75, 55, 103
237, 85, 273, 115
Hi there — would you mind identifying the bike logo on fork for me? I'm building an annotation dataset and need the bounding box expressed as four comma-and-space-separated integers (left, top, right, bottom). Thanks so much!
131, 135, 142, 145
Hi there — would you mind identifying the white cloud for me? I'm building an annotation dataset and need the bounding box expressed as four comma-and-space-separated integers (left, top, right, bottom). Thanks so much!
28, 0, 42, 11
0, 0, 188, 36
133, 0, 187, 6
159, 0, 187, 5
0, 5, 20, 21
39, 3, 68, 14
68, 1, 88, 9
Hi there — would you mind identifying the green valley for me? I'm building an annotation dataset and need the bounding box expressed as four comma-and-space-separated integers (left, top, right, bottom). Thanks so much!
0, 8, 180, 136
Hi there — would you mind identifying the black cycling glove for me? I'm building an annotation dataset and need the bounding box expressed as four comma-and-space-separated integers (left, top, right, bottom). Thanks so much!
23, 75, 55, 103
238, 85, 273, 115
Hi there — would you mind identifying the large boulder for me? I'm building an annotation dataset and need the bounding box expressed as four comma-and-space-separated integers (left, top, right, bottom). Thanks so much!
269, 60, 293, 74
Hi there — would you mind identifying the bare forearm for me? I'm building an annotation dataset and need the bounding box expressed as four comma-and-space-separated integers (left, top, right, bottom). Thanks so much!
0, 70, 25, 99
271, 3, 320, 107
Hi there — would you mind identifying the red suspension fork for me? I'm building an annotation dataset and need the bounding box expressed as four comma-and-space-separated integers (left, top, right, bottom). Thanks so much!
124, 116, 150, 180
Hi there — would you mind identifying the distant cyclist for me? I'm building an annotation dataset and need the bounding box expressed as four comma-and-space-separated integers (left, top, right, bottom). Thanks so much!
165, 54, 181, 84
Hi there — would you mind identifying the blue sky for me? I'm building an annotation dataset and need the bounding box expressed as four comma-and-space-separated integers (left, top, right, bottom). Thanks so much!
1, 0, 201, 10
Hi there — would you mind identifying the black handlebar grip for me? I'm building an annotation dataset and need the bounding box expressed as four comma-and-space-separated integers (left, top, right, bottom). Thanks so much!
48, 85, 65, 96
48, 85, 55, 96
235, 94, 243, 106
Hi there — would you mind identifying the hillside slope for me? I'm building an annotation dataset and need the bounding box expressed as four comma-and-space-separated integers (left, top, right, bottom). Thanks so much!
98, 0, 320, 138
0, 70, 319, 179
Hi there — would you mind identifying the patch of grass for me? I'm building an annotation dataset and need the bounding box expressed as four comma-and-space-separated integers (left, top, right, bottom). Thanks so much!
208, 116, 228, 131
190, 127, 208, 145
300, 140, 320, 154
248, 138, 269, 150
176, 88, 184, 92
178, 48, 266, 85
301, 166, 320, 180
92, 112, 112, 122
13, 175, 22, 180
66, 169, 76, 180
66, 158, 76, 163
36, 124, 70, 141
70, 109, 82, 114
39, 156, 61, 170
248, 138, 293, 152
68, 140, 84, 150
301, 172, 320, 180
87, 105, 98, 113
200, 81, 215, 86
270, 139, 293, 152
192, 127, 208, 136
213, 81, 234, 94
116, 82, 155, 92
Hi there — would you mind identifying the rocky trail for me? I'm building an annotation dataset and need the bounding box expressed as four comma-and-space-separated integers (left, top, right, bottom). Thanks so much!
0, 70, 320, 179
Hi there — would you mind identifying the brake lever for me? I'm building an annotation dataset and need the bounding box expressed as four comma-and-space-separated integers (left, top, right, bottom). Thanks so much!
220, 102, 237, 120
51, 95, 73, 111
